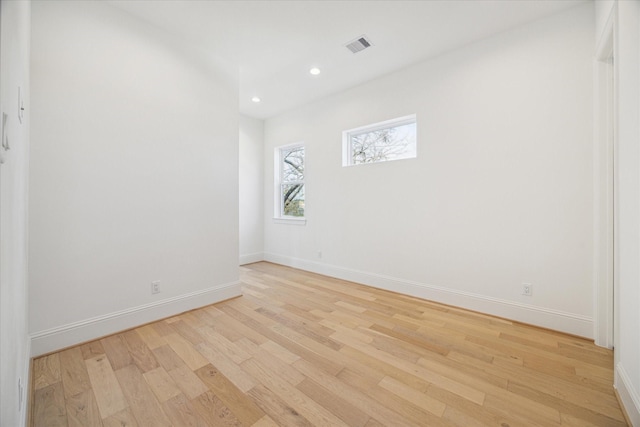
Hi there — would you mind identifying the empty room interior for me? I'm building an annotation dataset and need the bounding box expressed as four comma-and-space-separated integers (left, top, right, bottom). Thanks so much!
2, 0, 640, 426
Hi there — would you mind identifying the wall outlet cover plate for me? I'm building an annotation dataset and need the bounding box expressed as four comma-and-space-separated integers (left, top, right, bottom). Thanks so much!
18, 87, 24, 124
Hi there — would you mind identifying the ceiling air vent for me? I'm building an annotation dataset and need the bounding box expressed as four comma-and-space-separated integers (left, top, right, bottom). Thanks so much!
345, 35, 373, 54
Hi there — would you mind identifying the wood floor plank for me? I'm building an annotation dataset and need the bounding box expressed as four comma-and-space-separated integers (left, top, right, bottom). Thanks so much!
321, 318, 373, 343
367, 334, 422, 364
368, 323, 450, 357
507, 380, 627, 426
296, 377, 371, 427
251, 414, 280, 427
60, 347, 92, 398
153, 344, 188, 372
102, 409, 138, 427
222, 304, 344, 376
179, 312, 207, 330
218, 301, 277, 329
334, 331, 486, 406
336, 366, 381, 391
364, 418, 387, 427
214, 310, 270, 345
437, 350, 509, 390
152, 320, 176, 337
66, 389, 103, 427
259, 340, 301, 365
467, 332, 605, 376
85, 355, 128, 419
258, 305, 337, 340
417, 355, 509, 396
81, 341, 106, 360
143, 366, 182, 403
115, 364, 172, 427
33, 382, 67, 427
248, 383, 315, 426
194, 363, 265, 426
427, 383, 511, 427
507, 362, 621, 415
190, 390, 243, 426
312, 306, 374, 329
198, 325, 252, 364
30, 262, 627, 427
248, 342, 306, 386
420, 354, 567, 425
445, 339, 622, 417
361, 308, 417, 330
161, 393, 208, 427
336, 365, 453, 427
292, 358, 416, 427
269, 323, 344, 374
560, 412, 621, 427
168, 365, 209, 399
378, 375, 447, 417
123, 329, 160, 373
163, 332, 209, 371
202, 311, 250, 342
33, 353, 61, 391
482, 392, 561, 426
100, 335, 133, 371
281, 302, 325, 323
557, 341, 614, 368
240, 357, 350, 427
135, 324, 166, 350
304, 277, 377, 302
575, 363, 614, 383
195, 340, 256, 393
170, 319, 205, 346
335, 300, 367, 313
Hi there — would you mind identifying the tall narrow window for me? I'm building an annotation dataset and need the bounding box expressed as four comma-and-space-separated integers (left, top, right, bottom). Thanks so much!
343, 114, 417, 166
276, 144, 305, 218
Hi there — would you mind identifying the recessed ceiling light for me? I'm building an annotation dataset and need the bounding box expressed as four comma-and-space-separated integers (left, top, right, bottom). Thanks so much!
251, 96, 261, 103
309, 67, 321, 76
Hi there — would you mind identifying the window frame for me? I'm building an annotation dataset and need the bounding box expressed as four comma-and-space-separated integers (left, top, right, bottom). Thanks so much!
274, 142, 306, 224
342, 114, 417, 166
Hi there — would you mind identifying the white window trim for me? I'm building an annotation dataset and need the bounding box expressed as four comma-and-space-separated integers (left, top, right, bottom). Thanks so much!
272, 217, 307, 225
274, 142, 306, 224
342, 114, 417, 167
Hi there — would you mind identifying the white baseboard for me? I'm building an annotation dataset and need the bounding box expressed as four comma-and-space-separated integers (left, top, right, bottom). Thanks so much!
263, 253, 593, 338
240, 252, 264, 265
30, 281, 242, 357
21, 338, 31, 427
616, 363, 640, 427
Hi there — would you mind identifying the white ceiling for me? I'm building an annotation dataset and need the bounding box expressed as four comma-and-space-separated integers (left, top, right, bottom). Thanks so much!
109, 0, 587, 120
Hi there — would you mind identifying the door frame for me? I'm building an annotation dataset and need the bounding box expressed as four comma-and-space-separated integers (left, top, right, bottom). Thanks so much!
593, 4, 616, 349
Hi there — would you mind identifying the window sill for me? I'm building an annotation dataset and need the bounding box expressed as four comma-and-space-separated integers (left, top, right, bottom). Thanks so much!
273, 217, 307, 226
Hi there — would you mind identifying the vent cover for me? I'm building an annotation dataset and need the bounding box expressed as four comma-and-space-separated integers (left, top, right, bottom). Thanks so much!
345, 35, 373, 54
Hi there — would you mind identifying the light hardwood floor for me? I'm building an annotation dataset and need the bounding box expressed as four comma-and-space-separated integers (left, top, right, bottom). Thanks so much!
31, 262, 627, 426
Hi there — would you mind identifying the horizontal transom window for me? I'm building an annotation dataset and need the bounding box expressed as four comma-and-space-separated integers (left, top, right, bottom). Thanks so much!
343, 114, 417, 166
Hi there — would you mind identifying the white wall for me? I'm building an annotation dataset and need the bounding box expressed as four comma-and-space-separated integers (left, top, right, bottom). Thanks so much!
595, 0, 616, 40
239, 115, 264, 264
29, 1, 240, 356
0, 1, 31, 425
264, 4, 595, 337
596, 1, 640, 424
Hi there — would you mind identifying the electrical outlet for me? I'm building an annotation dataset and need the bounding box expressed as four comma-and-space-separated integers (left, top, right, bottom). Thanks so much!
522, 283, 533, 296
18, 87, 24, 124
151, 280, 160, 294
